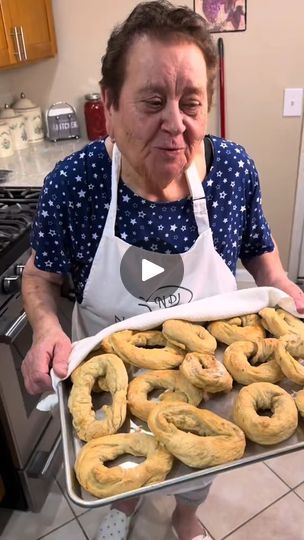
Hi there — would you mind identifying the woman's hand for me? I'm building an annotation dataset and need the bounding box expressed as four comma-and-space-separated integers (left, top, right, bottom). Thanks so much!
278, 280, 304, 314
21, 326, 72, 395
242, 248, 304, 314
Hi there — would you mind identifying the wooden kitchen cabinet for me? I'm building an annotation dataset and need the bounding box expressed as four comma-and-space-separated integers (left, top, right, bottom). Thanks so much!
0, 0, 57, 69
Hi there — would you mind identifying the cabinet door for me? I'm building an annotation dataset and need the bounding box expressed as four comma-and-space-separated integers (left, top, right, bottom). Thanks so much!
5, 0, 57, 63
0, 0, 16, 66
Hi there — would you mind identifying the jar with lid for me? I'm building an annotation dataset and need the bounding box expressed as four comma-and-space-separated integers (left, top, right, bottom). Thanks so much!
84, 93, 107, 141
12, 92, 44, 143
0, 104, 28, 150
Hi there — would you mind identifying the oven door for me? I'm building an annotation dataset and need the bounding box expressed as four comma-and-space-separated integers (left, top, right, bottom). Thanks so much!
0, 297, 73, 511
0, 312, 54, 468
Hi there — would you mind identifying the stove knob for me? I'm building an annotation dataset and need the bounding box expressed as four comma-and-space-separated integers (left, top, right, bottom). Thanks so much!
2, 276, 21, 294
15, 264, 25, 276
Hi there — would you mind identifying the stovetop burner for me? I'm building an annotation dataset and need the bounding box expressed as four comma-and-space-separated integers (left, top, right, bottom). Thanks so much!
0, 187, 41, 276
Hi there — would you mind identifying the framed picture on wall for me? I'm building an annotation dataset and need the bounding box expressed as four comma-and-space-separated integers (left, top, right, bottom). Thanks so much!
194, 0, 247, 33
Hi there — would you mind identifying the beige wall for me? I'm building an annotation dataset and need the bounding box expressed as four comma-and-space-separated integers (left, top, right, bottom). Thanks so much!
1, 0, 304, 269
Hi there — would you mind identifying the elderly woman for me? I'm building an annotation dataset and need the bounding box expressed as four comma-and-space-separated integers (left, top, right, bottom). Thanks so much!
21, 1, 304, 539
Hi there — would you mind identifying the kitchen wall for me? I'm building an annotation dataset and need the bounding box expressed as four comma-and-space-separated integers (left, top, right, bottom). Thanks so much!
1, 0, 304, 270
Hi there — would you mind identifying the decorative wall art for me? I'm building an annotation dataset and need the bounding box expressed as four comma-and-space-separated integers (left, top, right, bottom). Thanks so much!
194, 0, 247, 33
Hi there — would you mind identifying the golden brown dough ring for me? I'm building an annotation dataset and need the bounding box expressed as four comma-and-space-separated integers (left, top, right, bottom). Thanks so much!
223, 339, 283, 385
295, 389, 304, 417
207, 314, 265, 345
180, 352, 233, 393
110, 330, 184, 369
233, 382, 298, 445
162, 320, 217, 353
68, 354, 128, 442
100, 330, 134, 354
259, 308, 304, 339
75, 432, 173, 499
127, 370, 203, 421
147, 402, 246, 468
274, 342, 304, 385
101, 331, 137, 377
279, 334, 304, 358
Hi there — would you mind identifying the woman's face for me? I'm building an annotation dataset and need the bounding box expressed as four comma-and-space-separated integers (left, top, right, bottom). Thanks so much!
103, 36, 209, 185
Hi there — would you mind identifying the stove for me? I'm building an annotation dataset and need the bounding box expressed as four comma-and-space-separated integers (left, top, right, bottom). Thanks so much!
0, 188, 41, 340
0, 187, 73, 512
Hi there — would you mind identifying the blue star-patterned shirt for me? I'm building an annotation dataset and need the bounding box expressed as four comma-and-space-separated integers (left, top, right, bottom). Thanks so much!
31, 135, 274, 303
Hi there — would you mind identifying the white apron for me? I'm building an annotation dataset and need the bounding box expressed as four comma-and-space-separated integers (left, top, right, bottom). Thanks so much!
72, 143, 237, 340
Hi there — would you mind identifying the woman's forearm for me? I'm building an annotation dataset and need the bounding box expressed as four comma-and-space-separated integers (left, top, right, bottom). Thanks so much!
22, 253, 64, 338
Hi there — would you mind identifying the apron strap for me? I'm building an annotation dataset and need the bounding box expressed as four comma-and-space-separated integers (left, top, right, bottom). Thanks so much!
103, 143, 121, 235
185, 161, 210, 235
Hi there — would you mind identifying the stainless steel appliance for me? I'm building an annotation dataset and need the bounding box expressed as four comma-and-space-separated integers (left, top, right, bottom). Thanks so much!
0, 187, 73, 512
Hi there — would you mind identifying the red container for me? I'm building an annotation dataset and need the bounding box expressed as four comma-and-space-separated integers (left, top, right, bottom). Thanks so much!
84, 93, 107, 141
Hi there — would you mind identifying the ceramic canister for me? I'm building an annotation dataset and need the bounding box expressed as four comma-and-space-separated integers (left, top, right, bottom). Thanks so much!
0, 104, 28, 150
12, 92, 44, 143
0, 121, 14, 158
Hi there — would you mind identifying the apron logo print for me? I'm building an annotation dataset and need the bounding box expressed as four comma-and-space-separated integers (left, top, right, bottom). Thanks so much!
139, 285, 193, 311
114, 314, 126, 323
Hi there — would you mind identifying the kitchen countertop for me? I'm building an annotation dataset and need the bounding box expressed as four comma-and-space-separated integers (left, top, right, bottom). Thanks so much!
0, 137, 88, 187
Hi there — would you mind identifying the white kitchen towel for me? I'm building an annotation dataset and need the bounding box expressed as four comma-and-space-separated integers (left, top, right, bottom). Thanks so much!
37, 286, 304, 411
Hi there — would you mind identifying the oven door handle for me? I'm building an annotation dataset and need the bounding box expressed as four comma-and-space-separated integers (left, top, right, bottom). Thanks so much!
27, 434, 62, 479
4, 311, 28, 341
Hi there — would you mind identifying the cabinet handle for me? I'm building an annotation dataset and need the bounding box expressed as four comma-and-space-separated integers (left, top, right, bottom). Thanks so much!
19, 26, 27, 61
10, 26, 22, 61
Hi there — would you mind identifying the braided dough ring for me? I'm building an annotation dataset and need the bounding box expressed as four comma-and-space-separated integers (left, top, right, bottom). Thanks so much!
274, 342, 304, 385
147, 402, 246, 468
207, 314, 265, 345
259, 308, 304, 339
68, 354, 128, 442
162, 320, 217, 353
180, 352, 233, 393
75, 432, 173, 499
233, 382, 298, 445
110, 330, 184, 369
127, 370, 203, 421
295, 389, 304, 417
223, 339, 283, 385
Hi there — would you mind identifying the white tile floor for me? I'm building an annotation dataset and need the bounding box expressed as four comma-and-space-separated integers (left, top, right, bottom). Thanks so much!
1, 449, 304, 540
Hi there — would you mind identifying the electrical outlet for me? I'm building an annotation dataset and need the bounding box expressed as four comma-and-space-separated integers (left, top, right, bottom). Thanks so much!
283, 88, 303, 117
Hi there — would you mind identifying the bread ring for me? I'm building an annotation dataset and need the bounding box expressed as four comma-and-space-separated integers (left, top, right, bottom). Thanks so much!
295, 389, 304, 417
75, 432, 173, 499
100, 330, 134, 354
233, 382, 298, 445
127, 370, 203, 421
207, 314, 265, 345
279, 334, 304, 358
147, 402, 246, 468
162, 320, 217, 353
68, 354, 128, 442
274, 342, 304, 385
259, 308, 304, 339
223, 339, 283, 385
71, 347, 106, 393
110, 330, 184, 369
180, 352, 233, 393
101, 331, 137, 377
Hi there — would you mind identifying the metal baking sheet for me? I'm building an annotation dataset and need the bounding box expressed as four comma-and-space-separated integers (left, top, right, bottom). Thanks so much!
58, 361, 304, 509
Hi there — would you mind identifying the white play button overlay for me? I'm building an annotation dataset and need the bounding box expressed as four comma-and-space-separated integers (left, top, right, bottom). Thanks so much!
120, 243, 184, 301
142, 259, 164, 282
